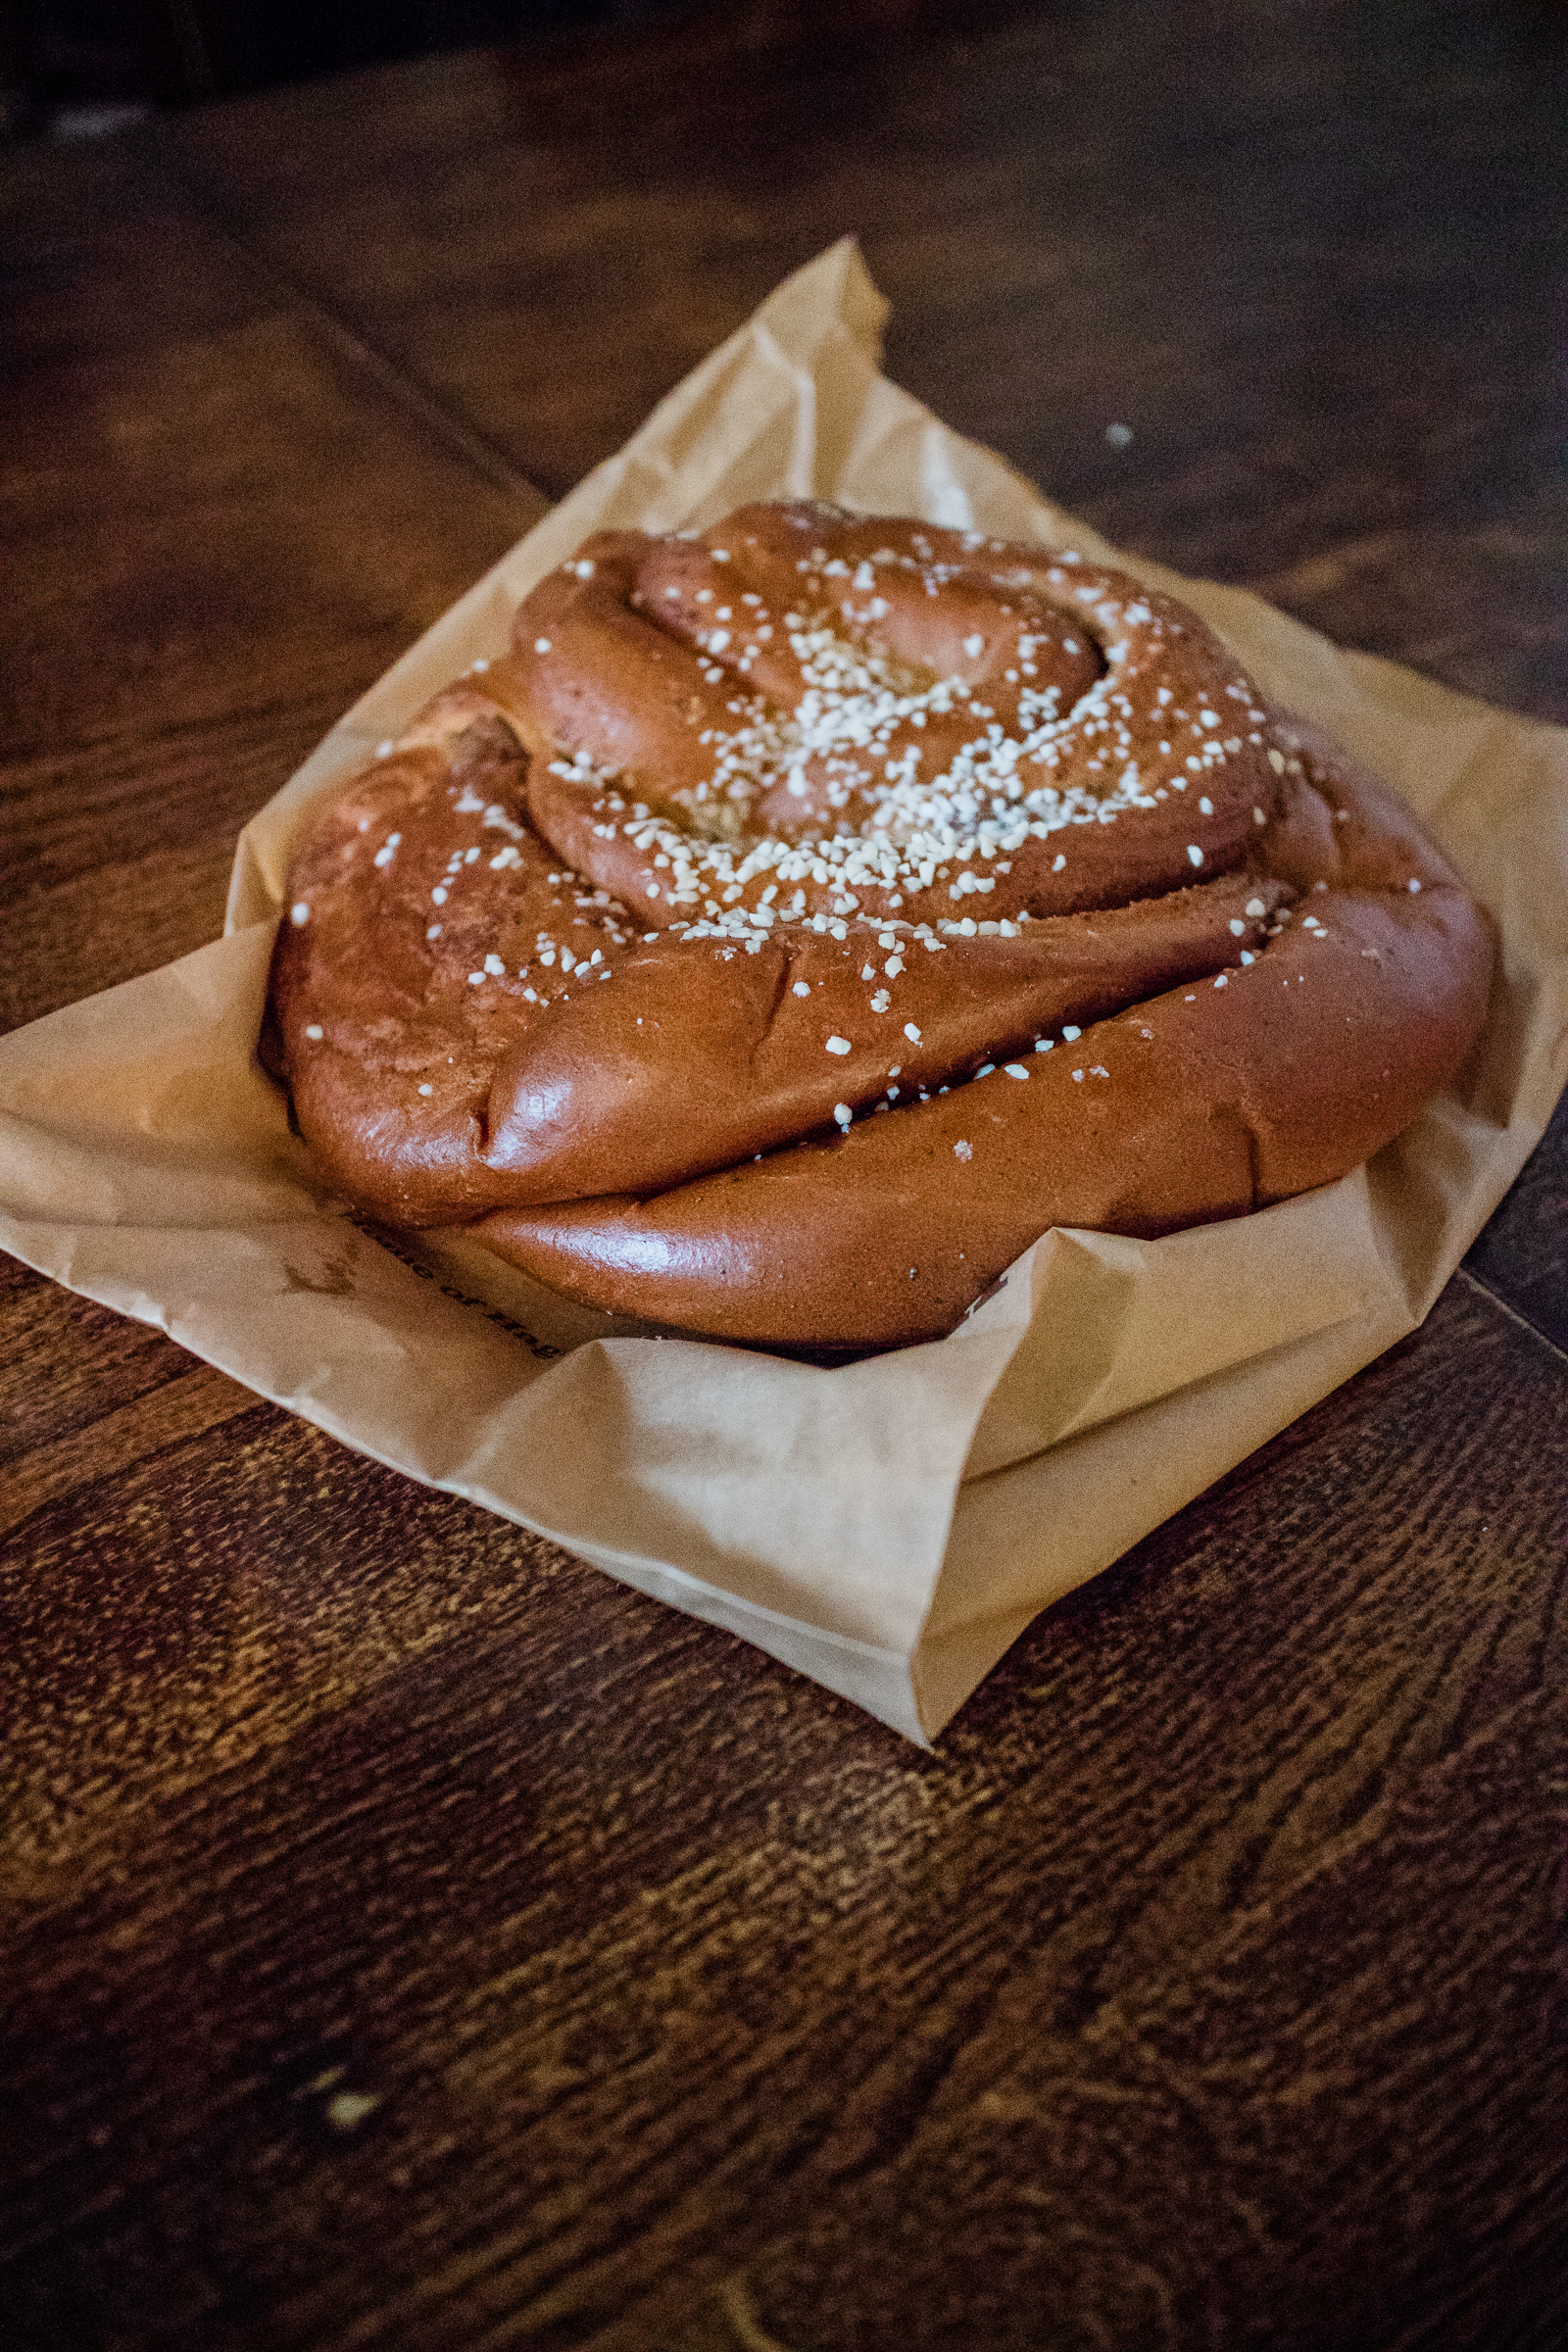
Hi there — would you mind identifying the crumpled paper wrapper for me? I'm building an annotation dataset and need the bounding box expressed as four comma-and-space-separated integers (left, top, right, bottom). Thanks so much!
4, 241, 1564, 1741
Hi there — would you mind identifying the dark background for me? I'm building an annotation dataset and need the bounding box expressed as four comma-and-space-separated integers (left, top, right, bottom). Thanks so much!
0, 0, 695, 129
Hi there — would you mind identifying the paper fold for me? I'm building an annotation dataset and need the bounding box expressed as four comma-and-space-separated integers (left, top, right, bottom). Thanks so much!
6, 239, 1564, 1740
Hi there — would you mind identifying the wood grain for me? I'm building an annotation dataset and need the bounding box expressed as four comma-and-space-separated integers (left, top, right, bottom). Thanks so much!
1, 130, 544, 1032
1463, 1091, 1568, 1354
163, 0, 1567, 720
0, 1361, 258, 1540
1, 1286, 1562, 2350
1, 4, 1565, 2348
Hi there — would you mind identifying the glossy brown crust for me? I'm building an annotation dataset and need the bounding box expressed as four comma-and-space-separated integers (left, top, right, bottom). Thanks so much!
266, 508, 1495, 1348
264, 692, 643, 1224
482, 873, 1295, 1202
479, 873, 1491, 1347
514, 505, 1276, 926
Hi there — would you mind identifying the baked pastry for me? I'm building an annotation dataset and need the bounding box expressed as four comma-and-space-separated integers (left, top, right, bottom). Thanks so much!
264, 503, 1494, 1348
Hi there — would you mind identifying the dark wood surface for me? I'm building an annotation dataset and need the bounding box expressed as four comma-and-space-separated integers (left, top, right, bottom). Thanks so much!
3, 5, 1565, 2347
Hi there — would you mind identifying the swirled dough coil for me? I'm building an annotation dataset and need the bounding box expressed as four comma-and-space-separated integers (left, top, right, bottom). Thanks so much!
266, 506, 1494, 1348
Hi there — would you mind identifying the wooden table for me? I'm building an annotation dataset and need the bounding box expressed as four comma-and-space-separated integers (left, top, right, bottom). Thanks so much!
4, 5, 1564, 2345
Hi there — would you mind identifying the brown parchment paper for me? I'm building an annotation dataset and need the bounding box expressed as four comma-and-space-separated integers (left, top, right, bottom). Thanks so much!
3, 240, 1564, 1742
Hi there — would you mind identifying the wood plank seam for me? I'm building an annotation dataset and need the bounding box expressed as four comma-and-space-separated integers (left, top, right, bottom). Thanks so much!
130, 125, 555, 522
1454, 1262, 1568, 1367
0, 1362, 263, 1542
